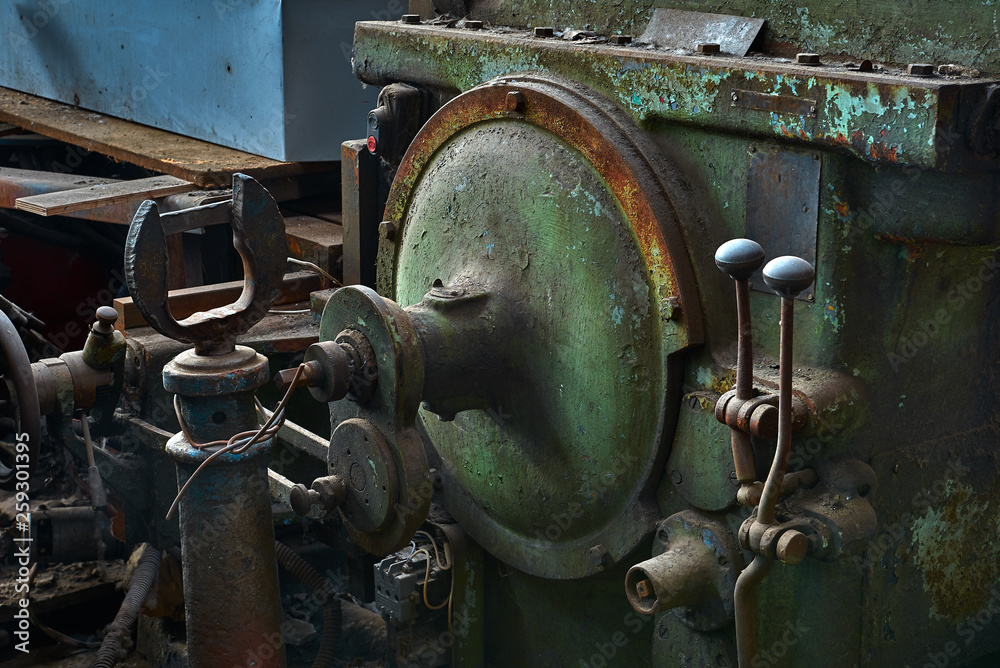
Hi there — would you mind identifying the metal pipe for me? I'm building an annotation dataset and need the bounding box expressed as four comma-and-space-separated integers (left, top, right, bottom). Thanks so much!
734, 554, 772, 667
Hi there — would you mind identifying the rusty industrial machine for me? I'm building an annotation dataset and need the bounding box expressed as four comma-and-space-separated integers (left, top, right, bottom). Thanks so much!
2, 1, 1000, 667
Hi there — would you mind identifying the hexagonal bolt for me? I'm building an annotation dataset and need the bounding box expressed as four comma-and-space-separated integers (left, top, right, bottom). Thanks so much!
696, 43, 721, 54
466, 20, 483, 30
908, 63, 935, 77
776, 529, 809, 565
589, 545, 611, 569
635, 579, 653, 598
505, 91, 525, 113
379, 220, 397, 241
401, 14, 420, 24
796, 52, 821, 66
610, 34, 632, 45
533, 26, 554, 38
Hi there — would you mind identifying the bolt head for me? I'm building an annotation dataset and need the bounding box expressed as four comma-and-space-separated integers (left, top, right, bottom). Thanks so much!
533, 26, 554, 38
697, 43, 721, 54
401, 14, 420, 24
610, 34, 632, 45
715, 238, 765, 281
589, 545, 611, 568
796, 52, 821, 65
466, 19, 483, 30
908, 63, 935, 77
378, 221, 397, 241
505, 90, 525, 112
670, 469, 683, 485
762, 256, 815, 298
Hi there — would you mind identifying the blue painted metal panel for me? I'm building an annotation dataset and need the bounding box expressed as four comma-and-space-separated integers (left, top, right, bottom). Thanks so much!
0, 0, 384, 161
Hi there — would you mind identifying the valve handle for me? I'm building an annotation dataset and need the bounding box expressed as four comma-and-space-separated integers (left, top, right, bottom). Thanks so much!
762, 256, 815, 299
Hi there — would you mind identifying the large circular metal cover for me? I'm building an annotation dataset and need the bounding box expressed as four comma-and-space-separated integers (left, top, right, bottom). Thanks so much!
380, 74, 702, 578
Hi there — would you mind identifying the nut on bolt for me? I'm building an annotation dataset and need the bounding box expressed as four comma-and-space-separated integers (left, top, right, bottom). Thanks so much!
533, 26, 554, 38
379, 220, 397, 241
796, 52, 821, 66
610, 34, 632, 45
401, 13, 420, 24
465, 19, 483, 30
696, 43, 721, 54
908, 63, 935, 77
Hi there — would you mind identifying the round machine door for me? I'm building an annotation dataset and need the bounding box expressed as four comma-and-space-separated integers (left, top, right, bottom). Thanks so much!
374, 74, 702, 578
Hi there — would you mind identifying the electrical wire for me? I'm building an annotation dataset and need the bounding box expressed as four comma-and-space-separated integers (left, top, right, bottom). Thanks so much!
164, 363, 306, 520
287, 257, 342, 286
406, 531, 455, 629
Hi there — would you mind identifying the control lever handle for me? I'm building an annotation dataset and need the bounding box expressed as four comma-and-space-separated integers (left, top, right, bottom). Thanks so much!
714, 239, 765, 485
757, 256, 815, 524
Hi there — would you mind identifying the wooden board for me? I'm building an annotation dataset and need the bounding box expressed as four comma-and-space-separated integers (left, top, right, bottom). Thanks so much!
14, 175, 193, 216
113, 271, 325, 331
0, 87, 333, 187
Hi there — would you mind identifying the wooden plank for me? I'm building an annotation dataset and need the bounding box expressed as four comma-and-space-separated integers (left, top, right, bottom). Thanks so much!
14, 175, 194, 216
0, 122, 23, 137
0, 86, 333, 187
112, 271, 323, 331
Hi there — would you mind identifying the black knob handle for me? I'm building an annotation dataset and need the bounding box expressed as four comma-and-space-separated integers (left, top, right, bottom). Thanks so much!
715, 239, 765, 281
289, 483, 319, 517
762, 256, 815, 298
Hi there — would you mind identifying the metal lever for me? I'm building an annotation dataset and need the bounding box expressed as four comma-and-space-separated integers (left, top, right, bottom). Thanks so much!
734, 254, 814, 668
714, 239, 765, 491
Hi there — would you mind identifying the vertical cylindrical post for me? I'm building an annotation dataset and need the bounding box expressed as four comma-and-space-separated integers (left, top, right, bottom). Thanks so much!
164, 346, 286, 668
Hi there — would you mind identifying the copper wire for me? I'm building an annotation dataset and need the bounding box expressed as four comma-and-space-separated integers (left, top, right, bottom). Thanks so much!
165, 364, 306, 520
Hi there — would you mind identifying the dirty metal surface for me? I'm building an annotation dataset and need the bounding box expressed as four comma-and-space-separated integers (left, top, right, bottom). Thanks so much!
353, 22, 1000, 172
378, 74, 702, 578
745, 149, 821, 300
460, 0, 1000, 75
321, 286, 430, 556
639, 8, 764, 57
732, 89, 817, 118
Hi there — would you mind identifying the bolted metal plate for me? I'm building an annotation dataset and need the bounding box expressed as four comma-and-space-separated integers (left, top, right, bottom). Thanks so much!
745, 149, 821, 301
380, 74, 703, 578
331, 418, 399, 533
638, 8, 764, 56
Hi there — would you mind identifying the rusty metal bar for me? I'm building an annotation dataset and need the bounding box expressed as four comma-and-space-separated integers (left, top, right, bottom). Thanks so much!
758, 296, 794, 525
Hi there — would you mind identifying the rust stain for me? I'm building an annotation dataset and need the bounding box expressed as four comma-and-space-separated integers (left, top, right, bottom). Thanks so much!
910, 474, 1000, 620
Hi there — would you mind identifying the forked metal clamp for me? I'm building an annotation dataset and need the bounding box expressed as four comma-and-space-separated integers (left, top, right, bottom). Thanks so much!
124, 173, 288, 355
